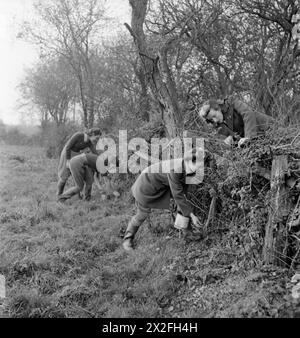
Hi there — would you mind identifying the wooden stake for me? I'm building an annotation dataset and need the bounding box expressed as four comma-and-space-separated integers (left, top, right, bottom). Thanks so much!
263, 155, 291, 266
204, 189, 217, 233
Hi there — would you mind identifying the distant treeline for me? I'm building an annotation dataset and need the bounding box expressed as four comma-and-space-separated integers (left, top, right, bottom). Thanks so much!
0, 120, 41, 146
0, 119, 88, 160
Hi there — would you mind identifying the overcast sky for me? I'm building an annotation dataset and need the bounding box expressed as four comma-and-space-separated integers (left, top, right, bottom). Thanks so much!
0, 0, 131, 125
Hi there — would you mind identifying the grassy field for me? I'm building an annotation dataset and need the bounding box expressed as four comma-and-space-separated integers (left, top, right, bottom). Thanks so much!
0, 144, 296, 318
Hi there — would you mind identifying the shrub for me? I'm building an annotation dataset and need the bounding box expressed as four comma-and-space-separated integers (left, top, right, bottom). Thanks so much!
42, 122, 79, 158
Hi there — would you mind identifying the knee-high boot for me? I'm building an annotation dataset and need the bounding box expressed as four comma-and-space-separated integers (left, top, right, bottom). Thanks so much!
84, 184, 92, 201
123, 207, 149, 251
57, 186, 81, 202
124, 222, 140, 240
123, 217, 143, 251
57, 180, 66, 196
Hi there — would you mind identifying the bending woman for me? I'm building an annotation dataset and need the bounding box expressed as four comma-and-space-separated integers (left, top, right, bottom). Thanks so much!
57, 128, 101, 199
122, 148, 208, 251
57, 153, 99, 202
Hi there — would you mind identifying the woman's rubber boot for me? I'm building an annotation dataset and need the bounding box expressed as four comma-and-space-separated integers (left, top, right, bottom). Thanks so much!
122, 224, 139, 252
57, 180, 66, 196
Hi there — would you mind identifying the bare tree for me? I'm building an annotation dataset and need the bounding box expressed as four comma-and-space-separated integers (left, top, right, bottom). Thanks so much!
20, 0, 107, 128
19, 57, 76, 128
125, 0, 191, 137
105, 35, 151, 121
153, 0, 300, 116
235, 0, 300, 114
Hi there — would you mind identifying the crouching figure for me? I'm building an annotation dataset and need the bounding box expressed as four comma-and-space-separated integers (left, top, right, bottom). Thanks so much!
57, 153, 99, 203
199, 96, 274, 147
57, 128, 101, 198
122, 148, 208, 251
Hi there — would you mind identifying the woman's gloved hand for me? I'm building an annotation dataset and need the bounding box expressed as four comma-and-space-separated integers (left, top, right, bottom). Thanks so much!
238, 137, 250, 148
190, 213, 202, 228
224, 135, 233, 146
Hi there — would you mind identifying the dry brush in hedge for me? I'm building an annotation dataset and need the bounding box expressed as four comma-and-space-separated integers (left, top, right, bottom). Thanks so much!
184, 110, 300, 269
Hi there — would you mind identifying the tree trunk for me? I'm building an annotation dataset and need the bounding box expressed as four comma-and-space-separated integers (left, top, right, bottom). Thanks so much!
86, 59, 95, 128
127, 0, 182, 137
87, 98, 94, 128
76, 67, 89, 128
135, 60, 150, 121
82, 105, 88, 128
263, 155, 292, 266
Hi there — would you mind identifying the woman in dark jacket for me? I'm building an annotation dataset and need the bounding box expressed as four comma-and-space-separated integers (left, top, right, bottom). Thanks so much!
57, 128, 101, 199
199, 96, 274, 147
123, 148, 205, 251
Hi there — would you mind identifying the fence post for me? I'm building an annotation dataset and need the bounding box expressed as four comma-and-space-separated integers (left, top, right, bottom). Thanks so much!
263, 155, 291, 266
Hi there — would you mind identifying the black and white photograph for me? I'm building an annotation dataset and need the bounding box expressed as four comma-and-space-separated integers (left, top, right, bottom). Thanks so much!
0, 0, 300, 324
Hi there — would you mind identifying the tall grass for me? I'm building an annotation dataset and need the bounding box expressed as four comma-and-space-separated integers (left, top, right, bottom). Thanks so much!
0, 144, 295, 318
0, 145, 186, 318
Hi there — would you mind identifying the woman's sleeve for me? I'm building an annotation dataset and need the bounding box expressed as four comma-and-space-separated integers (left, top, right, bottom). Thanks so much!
88, 141, 98, 155
65, 133, 82, 160
167, 170, 192, 217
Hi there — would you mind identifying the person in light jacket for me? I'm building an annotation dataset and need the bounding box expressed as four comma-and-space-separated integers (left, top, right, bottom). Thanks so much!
122, 148, 210, 251
57, 152, 118, 203
57, 128, 101, 199
57, 153, 99, 202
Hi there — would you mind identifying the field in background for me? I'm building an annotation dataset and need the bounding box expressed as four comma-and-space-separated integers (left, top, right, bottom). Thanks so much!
0, 144, 295, 318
